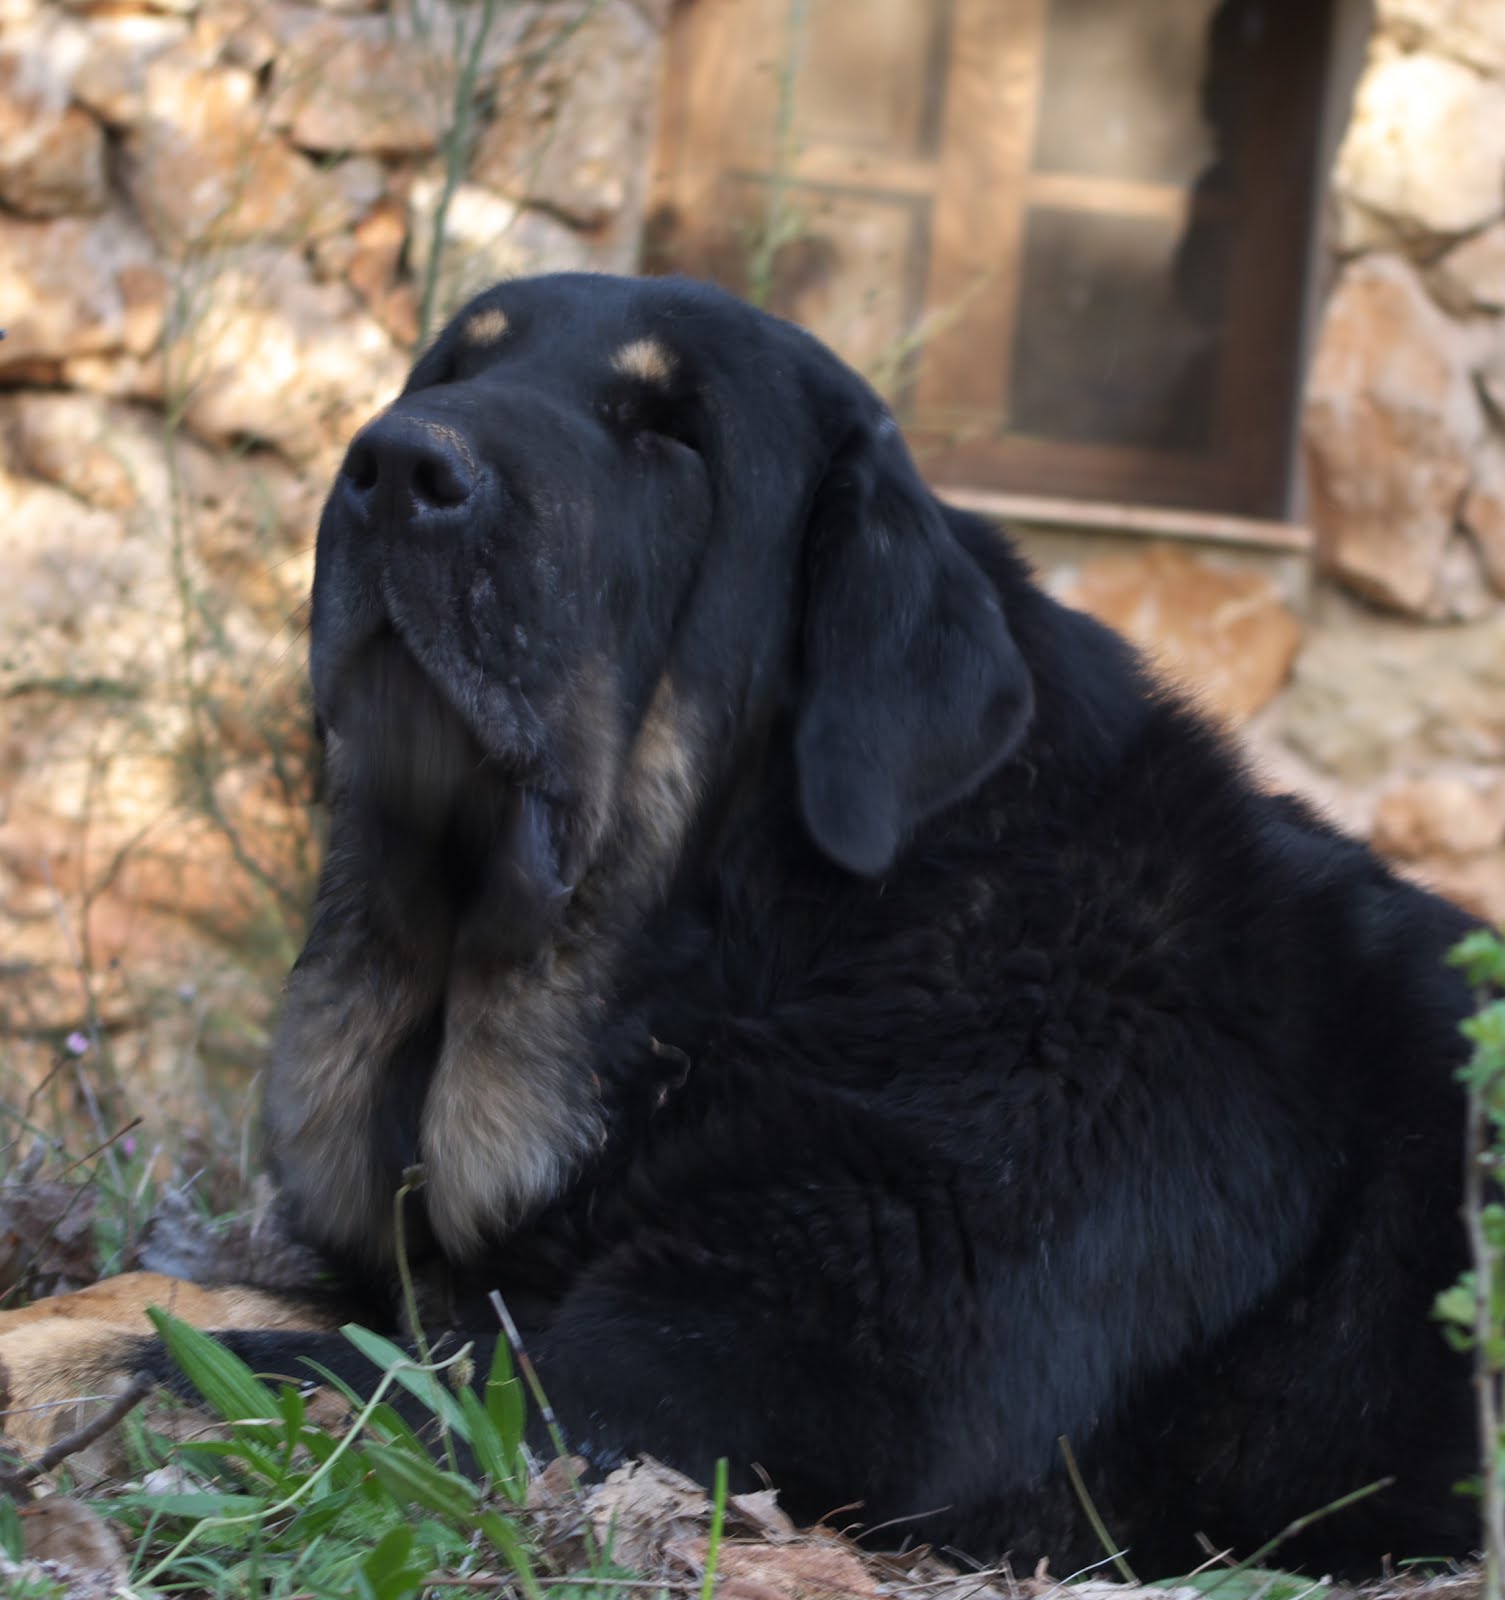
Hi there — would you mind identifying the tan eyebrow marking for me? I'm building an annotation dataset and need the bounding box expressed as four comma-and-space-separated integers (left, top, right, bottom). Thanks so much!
611, 337, 675, 383
463, 307, 508, 345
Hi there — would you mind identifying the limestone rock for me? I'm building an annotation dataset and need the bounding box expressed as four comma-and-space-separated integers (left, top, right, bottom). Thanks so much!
1432, 220, 1505, 312
328, 154, 388, 218
0, 207, 167, 368
0, 104, 107, 217
1464, 437, 1505, 595
1372, 774, 1505, 859
1334, 45, 1505, 241
165, 248, 406, 461
0, 22, 107, 216
7, 394, 158, 514
58, 0, 197, 13
472, 0, 659, 228
1378, 0, 1505, 73
1443, 1, 1505, 72
1056, 544, 1303, 724
0, 19, 84, 136
407, 178, 599, 328
71, 13, 188, 127
1479, 339, 1505, 424
346, 196, 419, 346
0, 471, 166, 692
1280, 598, 1505, 782
1424, 528, 1500, 621
125, 47, 352, 252
1303, 254, 1485, 613
0, 393, 233, 532
60, 349, 167, 405
268, 12, 456, 154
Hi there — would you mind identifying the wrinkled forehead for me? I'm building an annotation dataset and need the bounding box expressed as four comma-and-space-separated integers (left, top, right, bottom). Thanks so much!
412, 273, 826, 394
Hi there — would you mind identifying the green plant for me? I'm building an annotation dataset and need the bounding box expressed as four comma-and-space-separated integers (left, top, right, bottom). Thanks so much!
93, 1304, 739, 1597
111, 1307, 538, 1597
1435, 925, 1505, 1600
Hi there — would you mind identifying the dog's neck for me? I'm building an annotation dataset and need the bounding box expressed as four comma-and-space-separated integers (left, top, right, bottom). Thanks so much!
263, 675, 718, 1265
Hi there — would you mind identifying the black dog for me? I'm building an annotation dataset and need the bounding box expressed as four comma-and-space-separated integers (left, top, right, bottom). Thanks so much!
3, 274, 1480, 1575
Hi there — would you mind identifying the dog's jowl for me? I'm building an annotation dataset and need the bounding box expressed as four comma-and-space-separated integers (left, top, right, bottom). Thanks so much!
0, 274, 1482, 1576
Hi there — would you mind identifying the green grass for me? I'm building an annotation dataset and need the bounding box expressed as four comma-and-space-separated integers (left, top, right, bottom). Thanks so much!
116, 1309, 548, 1598
2, 1294, 697, 1598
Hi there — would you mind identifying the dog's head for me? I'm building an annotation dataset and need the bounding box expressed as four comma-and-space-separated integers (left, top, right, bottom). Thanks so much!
271, 274, 1035, 1259
313, 273, 1032, 899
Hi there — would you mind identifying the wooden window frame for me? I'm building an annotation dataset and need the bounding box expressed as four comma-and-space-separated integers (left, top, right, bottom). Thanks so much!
646, 0, 1335, 536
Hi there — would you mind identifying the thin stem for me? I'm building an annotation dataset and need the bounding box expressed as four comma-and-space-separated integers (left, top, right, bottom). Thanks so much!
0, 1371, 154, 1498
1467, 1036, 1505, 1600
416, 0, 501, 348
747, 0, 809, 309
393, 1165, 459, 1476
1057, 1434, 1137, 1585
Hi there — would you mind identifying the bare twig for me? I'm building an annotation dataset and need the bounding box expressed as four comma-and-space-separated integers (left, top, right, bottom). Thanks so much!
0, 1371, 155, 1499
487, 1287, 604, 1571
53, 1116, 143, 1181
1194, 1477, 1394, 1598
487, 1288, 568, 1467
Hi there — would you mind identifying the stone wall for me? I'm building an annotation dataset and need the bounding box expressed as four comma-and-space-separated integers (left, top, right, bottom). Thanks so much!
1270, 0, 1505, 924
1, 0, 1503, 1104
0, 0, 667, 1094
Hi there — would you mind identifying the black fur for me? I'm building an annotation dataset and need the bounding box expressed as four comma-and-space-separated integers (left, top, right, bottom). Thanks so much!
222, 275, 1477, 1575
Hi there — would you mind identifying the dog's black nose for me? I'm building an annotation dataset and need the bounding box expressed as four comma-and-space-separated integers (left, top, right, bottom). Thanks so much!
339, 412, 479, 523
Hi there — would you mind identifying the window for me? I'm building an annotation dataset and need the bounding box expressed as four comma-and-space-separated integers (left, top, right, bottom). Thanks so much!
646, 0, 1332, 519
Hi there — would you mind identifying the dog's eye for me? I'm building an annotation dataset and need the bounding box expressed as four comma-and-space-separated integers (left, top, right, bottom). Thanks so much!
607, 391, 699, 455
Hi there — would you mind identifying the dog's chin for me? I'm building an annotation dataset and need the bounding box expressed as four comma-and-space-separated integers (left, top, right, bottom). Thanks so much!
326, 631, 581, 969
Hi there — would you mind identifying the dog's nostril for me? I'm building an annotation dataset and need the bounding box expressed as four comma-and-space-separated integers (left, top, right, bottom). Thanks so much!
412, 453, 473, 510
344, 441, 379, 494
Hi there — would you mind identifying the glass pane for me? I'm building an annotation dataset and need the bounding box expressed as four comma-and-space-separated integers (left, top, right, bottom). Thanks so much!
1009, 206, 1230, 454
1033, 0, 1262, 189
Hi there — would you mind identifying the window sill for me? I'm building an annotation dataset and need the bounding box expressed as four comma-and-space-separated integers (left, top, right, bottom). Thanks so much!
934, 486, 1314, 557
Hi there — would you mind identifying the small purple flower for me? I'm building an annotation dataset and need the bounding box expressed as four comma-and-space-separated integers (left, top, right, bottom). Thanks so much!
121, 1135, 137, 1159
64, 1030, 90, 1057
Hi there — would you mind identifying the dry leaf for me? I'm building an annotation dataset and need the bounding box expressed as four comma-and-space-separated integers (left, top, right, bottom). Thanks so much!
18, 1496, 128, 1598
0, 1182, 99, 1301
530, 1452, 589, 1505
728, 1488, 798, 1542
686, 1538, 880, 1600
587, 1456, 712, 1572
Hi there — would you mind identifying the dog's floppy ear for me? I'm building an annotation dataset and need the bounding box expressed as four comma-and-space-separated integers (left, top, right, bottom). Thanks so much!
795, 417, 1034, 877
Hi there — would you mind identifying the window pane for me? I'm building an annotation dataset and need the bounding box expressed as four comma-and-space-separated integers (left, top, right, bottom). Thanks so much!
1010, 206, 1230, 454
1033, 0, 1260, 190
